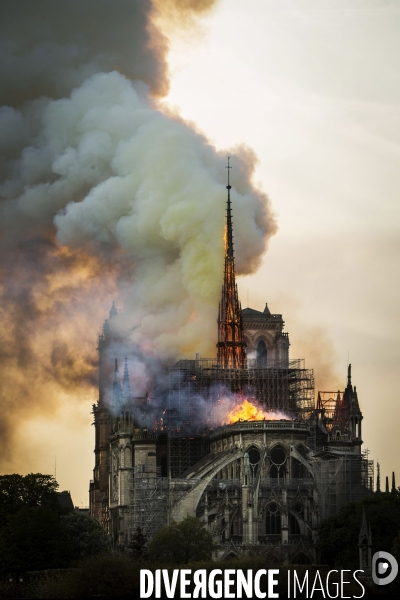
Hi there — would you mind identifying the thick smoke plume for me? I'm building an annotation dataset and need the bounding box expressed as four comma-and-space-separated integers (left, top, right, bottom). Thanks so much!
0, 1, 277, 470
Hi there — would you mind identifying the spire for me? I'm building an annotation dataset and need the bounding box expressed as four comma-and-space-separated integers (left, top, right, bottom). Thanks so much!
225, 157, 234, 259
376, 461, 381, 493
217, 157, 247, 368
385, 476, 389, 493
358, 506, 368, 543
109, 301, 118, 318
263, 303, 271, 315
333, 390, 346, 430
112, 358, 121, 408
358, 506, 372, 574
392, 472, 396, 494
114, 358, 119, 380
343, 363, 361, 428
316, 392, 324, 413
122, 356, 131, 402
353, 385, 360, 411
343, 363, 352, 413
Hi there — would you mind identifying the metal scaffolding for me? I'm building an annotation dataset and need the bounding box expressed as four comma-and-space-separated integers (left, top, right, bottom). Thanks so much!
167, 357, 314, 477
169, 435, 210, 479
168, 358, 314, 427
316, 391, 345, 431
313, 449, 374, 519
128, 467, 168, 542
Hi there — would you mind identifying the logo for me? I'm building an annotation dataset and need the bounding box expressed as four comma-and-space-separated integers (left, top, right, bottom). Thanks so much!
372, 551, 398, 585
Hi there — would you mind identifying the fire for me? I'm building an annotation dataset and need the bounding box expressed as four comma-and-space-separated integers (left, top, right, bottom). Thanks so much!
227, 399, 267, 423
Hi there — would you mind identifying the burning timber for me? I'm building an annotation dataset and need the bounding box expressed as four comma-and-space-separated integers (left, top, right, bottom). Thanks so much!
89, 161, 373, 563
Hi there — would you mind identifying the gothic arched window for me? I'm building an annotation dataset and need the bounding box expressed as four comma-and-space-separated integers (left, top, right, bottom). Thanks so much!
265, 503, 281, 535
257, 340, 268, 367
248, 446, 261, 478
270, 445, 287, 479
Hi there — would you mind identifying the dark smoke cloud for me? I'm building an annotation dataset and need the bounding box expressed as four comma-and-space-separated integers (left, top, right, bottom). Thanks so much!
0, 0, 169, 105
0, 0, 277, 472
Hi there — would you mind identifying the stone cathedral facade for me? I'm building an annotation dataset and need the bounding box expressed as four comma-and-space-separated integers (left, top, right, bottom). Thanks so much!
89, 175, 372, 562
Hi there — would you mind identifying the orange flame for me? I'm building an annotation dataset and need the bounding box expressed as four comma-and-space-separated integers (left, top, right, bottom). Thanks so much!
227, 399, 267, 423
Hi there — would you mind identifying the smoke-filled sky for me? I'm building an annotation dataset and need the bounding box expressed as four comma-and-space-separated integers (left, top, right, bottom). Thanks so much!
1, 0, 399, 504
162, 0, 400, 489
0, 0, 274, 505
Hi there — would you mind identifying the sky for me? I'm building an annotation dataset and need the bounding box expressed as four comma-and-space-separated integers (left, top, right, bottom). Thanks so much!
0, 0, 399, 506
161, 0, 400, 489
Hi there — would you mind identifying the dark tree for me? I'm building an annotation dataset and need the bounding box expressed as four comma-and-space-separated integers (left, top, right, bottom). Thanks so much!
317, 493, 400, 569
61, 511, 110, 561
0, 473, 59, 527
128, 526, 148, 560
51, 554, 141, 598
0, 506, 72, 576
148, 516, 214, 564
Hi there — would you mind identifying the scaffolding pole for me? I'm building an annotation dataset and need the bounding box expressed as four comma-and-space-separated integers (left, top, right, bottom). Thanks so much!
313, 449, 373, 519
128, 467, 168, 542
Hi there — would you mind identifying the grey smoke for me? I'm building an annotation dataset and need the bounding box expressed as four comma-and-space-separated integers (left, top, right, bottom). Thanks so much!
0, 0, 277, 467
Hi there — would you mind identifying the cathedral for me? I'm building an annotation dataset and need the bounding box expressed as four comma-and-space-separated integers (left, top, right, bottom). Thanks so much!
89, 168, 372, 562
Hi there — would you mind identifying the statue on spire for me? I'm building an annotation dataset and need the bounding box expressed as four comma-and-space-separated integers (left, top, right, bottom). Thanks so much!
217, 158, 247, 368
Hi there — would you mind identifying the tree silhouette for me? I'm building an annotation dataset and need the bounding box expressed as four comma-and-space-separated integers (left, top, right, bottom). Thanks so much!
61, 511, 110, 561
317, 492, 400, 569
0, 506, 72, 576
148, 516, 214, 564
128, 526, 148, 560
0, 473, 59, 528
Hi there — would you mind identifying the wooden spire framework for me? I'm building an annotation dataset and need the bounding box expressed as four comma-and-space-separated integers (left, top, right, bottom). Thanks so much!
217, 158, 247, 368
